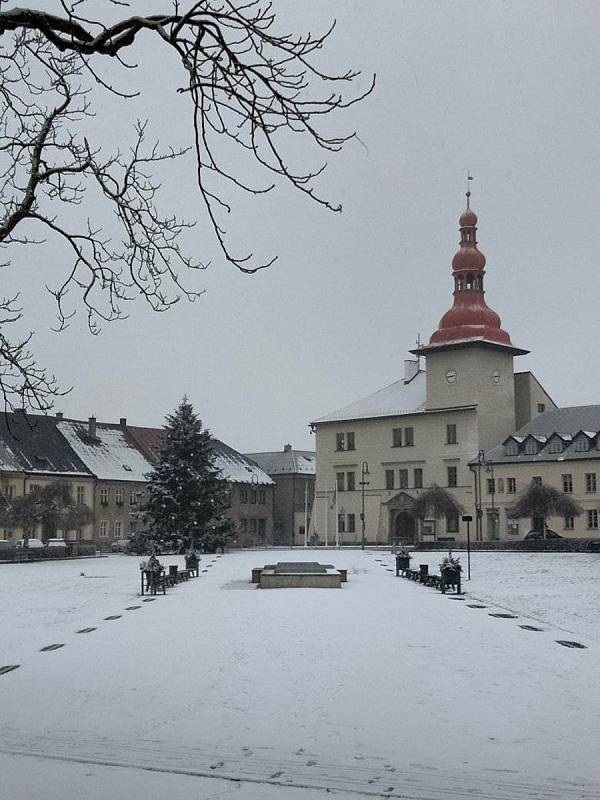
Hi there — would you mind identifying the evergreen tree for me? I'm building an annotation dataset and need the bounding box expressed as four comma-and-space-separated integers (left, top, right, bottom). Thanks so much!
144, 398, 233, 550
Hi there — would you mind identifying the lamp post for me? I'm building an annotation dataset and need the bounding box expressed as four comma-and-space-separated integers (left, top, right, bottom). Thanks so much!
476, 449, 485, 542
461, 514, 472, 579
359, 461, 369, 550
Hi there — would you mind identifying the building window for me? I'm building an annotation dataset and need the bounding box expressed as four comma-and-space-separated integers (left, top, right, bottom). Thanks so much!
240, 518, 247, 532
258, 490, 266, 505
575, 437, 590, 452
446, 514, 459, 533
129, 491, 138, 506
537, 403, 546, 414
114, 521, 122, 538
100, 488, 109, 505
336, 472, 345, 492
337, 514, 345, 533
447, 466, 457, 488
346, 472, 356, 492
505, 442, 519, 456
507, 520, 519, 536
240, 488, 248, 504
564, 515, 574, 530
562, 474, 573, 494
587, 510, 598, 529
347, 513, 356, 533
404, 427, 414, 447
29, 483, 41, 493
507, 477, 516, 494
414, 468, 423, 489
336, 432, 355, 451
115, 488, 124, 506
486, 478, 495, 494
549, 440, 563, 454
76, 486, 85, 504
250, 518, 257, 534
532, 476, 542, 486
585, 473, 597, 493
399, 469, 408, 489
250, 490, 257, 504
392, 428, 402, 447
258, 518, 266, 539
99, 521, 108, 538
524, 439, 538, 455
385, 470, 395, 490
446, 424, 457, 445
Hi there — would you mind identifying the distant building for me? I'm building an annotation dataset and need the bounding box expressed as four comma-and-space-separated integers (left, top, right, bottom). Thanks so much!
127, 426, 275, 547
0, 411, 95, 545
0, 413, 274, 549
58, 417, 151, 546
309, 193, 599, 545
245, 445, 315, 546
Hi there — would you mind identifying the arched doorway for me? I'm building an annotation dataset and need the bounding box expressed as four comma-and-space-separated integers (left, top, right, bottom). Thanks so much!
394, 511, 416, 544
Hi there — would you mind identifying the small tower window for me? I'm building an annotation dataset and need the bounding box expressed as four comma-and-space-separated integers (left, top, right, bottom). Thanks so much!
466, 273, 474, 289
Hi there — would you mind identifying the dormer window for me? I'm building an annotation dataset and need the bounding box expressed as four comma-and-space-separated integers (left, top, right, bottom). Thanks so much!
524, 439, 538, 455
548, 440, 563, 454
575, 437, 590, 452
505, 441, 519, 456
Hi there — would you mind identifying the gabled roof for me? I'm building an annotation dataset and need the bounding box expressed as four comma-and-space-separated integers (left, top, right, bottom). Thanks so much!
312, 371, 427, 425
58, 421, 153, 482
126, 425, 273, 485
486, 404, 600, 464
245, 449, 316, 476
0, 413, 92, 476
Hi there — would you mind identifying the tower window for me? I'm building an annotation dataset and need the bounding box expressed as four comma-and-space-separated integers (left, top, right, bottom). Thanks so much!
466, 273, 474, 289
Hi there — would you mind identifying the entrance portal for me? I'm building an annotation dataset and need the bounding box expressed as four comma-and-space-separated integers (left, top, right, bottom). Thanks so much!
394, 511, 416, 544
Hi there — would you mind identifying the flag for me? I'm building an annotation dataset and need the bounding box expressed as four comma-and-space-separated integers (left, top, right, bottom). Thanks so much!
329, 486, 337, 509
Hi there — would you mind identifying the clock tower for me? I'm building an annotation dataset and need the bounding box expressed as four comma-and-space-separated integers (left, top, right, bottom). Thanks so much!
412, 192, 528, 451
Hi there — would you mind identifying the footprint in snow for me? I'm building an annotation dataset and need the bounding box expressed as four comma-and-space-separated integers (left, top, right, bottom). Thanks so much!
210, 761, 225, 770
294, 748, 305, 755
270, 770, 284, 778
384, 765, 396, 772
306, 760, 317, 767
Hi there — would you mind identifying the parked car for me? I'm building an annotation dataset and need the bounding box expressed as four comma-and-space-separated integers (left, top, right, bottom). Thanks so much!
46, 538, 69, 555
524, 529, 562, 540
16, 538, 45, 549
111, 538, 131, 553
586, 539, 600, 553
0, 540, 16, 559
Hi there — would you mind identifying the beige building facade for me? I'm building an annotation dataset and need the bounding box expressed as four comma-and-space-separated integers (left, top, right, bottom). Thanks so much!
310, 195, 573, 545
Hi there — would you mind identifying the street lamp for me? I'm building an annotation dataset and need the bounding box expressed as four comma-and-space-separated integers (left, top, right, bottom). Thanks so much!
476, 449, 485, 542
461, 514, 472, 579
359, 461, 369, 550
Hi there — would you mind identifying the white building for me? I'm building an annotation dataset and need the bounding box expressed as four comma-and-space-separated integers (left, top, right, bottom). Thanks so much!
310, 193, 557, 545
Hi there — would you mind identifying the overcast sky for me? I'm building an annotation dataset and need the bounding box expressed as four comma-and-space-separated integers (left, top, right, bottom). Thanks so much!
6, 1, 600, 453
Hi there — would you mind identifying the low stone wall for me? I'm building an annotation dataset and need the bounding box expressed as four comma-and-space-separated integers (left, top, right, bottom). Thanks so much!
259, 571, 342, 589
415, 538, 600, 553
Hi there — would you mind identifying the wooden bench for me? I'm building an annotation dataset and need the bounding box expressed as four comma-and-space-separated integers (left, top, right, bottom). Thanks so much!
140, 569, 167, 596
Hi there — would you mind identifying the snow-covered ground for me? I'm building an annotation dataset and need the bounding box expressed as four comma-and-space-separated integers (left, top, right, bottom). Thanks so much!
1, 549, 599, 799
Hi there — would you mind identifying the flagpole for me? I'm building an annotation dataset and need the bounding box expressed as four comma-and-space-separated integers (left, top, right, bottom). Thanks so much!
324, 493, 328, 547
304, 483, 308, 548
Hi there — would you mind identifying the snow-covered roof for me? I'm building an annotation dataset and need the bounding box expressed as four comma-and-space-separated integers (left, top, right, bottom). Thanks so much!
312, 372, 427, 425
0, 413, 92, 476
214, 440, 274, 485
126, 425, 273, 485
245, 448, 316, 476
58, 421, 153, 482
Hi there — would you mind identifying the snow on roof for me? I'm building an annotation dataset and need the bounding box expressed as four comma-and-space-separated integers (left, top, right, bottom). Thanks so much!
0, 413, 92, 476
126, 425, 273, 485
58, 421, 153, 482
313, 372, 427, 424
245, 449, 316, 476
213, 439, 274, 485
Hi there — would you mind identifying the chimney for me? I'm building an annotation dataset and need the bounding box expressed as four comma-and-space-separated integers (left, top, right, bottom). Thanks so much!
283, 444, 292, 452
404, 359, 419, 384
56, 411, 63, 420
88, 416, 97, 440
120, 417, 127, 428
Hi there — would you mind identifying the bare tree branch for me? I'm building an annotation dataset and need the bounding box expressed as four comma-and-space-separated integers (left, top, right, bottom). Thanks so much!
0, 2, 374, 411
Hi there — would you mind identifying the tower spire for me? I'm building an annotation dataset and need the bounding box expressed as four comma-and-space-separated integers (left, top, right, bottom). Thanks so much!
411, 190, 527, 355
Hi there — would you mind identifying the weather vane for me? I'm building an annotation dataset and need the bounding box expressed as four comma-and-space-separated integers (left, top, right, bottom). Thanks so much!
466, 172, 474, 205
